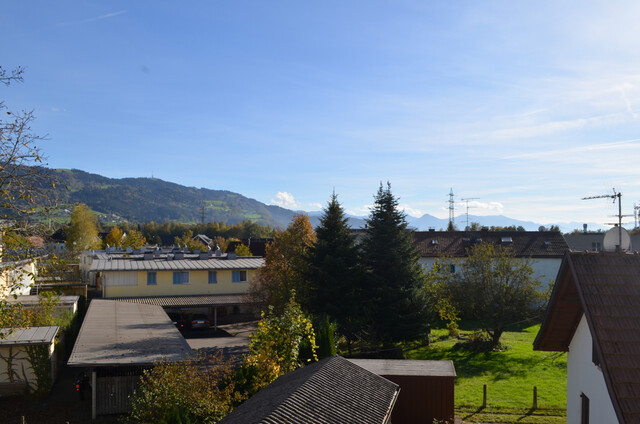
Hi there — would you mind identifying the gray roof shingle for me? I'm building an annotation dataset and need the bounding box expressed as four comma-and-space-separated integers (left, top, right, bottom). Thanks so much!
220, 356, 399, 424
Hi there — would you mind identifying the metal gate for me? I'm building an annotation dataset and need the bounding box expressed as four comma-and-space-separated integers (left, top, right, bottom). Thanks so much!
96, 367, 144, 415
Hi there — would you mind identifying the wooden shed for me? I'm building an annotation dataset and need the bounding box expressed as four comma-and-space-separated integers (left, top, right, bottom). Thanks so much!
348, 359, 456, 424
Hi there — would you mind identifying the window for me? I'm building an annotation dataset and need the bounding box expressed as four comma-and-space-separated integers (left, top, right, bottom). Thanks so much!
592, 242, 601, 252
232, 270, 247, 283
449, 264, 456, 273
147, 272, 157, 285
173, 272, 189, 285
581, 393, 589, 424
208, 271, 217, 284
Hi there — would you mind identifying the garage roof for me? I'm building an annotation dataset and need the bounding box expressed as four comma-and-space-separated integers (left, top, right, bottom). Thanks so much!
67, 299, 193, 367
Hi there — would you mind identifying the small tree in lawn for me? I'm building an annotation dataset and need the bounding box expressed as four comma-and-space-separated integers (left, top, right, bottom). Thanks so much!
308, 192, 364, 343
448, 243, 543, 348
360, 182, 430, 348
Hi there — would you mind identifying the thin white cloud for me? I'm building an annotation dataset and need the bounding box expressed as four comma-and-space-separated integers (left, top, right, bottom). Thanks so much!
504, 138, 640, 161
399, 204, 424, 218
58, 10, 127, 26
270, 192, 299, 209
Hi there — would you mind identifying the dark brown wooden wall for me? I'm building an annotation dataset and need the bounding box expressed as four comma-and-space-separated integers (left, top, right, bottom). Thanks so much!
384, 375, 455, 424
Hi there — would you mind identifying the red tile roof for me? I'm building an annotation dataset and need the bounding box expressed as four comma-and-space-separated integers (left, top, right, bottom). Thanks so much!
414, 231, 568, 258
535, 252, 640, 424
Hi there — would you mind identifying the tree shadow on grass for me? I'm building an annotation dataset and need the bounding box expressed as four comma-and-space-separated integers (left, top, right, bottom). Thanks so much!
410, 343, 565, 381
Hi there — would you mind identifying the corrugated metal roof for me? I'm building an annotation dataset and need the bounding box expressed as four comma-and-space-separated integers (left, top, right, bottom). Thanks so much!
347, 359, 456, 377
108, 294, 252, 307
535, 252, 640, 424
90, 255, 264, 272
67, 299, 193, 367
414, 230, 568, 258
219, 356, 399, 424
0, 326, 59, 346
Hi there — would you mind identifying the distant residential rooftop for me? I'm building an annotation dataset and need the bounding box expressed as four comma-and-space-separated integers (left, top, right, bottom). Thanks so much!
89, 250, 264, 272
413, 230, 568, 258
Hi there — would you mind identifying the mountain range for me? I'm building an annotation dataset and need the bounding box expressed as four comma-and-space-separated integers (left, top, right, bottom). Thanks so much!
48, 168, 599, 232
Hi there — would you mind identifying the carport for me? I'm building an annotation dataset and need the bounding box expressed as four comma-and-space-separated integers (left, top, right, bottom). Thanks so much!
67, 300, 193, 418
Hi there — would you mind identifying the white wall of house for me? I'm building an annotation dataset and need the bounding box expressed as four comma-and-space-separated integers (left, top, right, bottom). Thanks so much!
419, 257, 562, 291
567, 314, 618, 424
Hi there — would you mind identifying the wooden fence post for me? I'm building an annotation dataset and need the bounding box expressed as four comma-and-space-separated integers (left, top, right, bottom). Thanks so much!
533, 386, 538, 410
482, 384, 487, 408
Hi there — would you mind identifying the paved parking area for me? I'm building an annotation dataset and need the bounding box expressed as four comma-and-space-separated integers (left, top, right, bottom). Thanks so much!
184, 321, 257, 357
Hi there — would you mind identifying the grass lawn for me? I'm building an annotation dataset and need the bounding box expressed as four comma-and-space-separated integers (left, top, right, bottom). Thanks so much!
404, 324, 567, 423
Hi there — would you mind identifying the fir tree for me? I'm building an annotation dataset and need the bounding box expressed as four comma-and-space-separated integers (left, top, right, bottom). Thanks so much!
360, 182, 430, 348
308, 192, 364, 341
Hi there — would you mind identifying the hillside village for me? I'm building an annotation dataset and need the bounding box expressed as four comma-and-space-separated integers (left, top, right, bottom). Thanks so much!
1, 188, 640, 423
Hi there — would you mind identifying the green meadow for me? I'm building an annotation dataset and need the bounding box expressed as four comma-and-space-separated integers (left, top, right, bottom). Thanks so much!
405, 324, 567, 423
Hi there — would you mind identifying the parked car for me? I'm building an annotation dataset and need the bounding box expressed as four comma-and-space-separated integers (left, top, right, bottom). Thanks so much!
190, 314, 210, 330
168, 312, 189, 330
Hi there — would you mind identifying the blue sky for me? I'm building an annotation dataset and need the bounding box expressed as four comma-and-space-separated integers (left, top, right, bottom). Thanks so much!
3, 1, 640, 228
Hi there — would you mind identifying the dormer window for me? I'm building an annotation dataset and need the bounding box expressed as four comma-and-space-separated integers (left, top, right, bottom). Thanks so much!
501, 237, 513, 244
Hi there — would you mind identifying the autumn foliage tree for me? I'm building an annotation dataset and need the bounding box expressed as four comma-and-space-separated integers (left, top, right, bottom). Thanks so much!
66, 203, 101, 253
252, 214, 316, 312
238, 293, 317, 395
127, 353, 243, 424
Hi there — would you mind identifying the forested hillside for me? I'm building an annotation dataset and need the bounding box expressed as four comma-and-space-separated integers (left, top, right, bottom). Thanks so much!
50, 168, 296, 228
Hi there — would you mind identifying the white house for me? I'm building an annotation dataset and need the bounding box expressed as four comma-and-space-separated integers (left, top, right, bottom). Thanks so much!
534, 252, 640, 424
414, 230, 568, 290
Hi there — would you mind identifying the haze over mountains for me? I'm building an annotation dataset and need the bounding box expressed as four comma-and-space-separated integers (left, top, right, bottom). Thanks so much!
51, 168, 601, 233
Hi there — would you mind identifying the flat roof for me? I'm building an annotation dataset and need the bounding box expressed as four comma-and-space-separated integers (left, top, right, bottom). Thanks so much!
0, 326, 59, 347
90, 255, 264, 272
108, 293, 252, 307
347, 359, 457, 377
67, 299, 193, 367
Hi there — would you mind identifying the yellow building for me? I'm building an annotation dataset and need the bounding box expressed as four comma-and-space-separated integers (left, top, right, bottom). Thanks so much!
89, 250, 264, 325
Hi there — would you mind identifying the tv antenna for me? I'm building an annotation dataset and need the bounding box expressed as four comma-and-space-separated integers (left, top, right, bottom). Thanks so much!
460, 197, 480, 229
447, 188, 455, 229
634, 203, 640, 229
582, 189, 627, 252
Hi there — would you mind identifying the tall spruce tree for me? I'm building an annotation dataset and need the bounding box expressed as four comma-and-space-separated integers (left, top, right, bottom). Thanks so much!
308, 192, 364, 341
360, 182, 429, 347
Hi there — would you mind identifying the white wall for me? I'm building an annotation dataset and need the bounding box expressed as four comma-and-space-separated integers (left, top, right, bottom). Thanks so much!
419, 257, 562, 291
567, 314, 618, 424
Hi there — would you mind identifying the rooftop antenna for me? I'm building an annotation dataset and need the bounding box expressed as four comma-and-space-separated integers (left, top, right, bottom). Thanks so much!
460, 197, 480, 229
635, 203, 640, 229
582, 189, 626, 252
448, 188, 456, 229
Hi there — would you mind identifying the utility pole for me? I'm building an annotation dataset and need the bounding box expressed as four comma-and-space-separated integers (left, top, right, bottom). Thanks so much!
460, 197, 480, 230
448, 188, 456, 230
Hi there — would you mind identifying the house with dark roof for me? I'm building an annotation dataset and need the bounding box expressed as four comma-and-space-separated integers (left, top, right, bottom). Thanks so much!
219, 356, 400, 424
534, 252, 640, 424
414, 230, 568, 289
